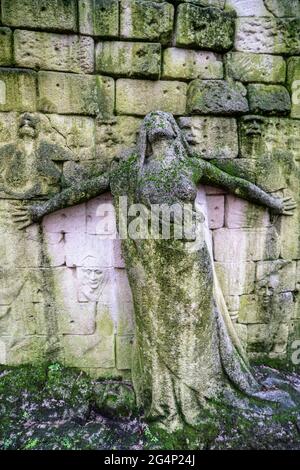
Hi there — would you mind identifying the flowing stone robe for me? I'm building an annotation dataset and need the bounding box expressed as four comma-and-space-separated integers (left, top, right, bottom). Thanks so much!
110, 153, 265, 430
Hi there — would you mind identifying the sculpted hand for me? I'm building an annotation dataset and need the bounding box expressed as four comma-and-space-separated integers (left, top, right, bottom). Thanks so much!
10, 202, 39, 230
278, 196, 297, 216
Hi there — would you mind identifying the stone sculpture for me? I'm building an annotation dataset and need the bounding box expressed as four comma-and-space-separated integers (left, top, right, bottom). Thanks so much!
12, 111, 297, 430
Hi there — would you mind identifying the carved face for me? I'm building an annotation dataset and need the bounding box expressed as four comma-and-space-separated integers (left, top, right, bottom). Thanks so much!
18, 113, 40, 139
81, 268, 104, 291
257, 274, 280, 308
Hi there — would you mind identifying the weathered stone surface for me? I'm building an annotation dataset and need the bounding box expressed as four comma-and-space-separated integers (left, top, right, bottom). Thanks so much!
63, 333, 115, 368
206, 195, 224, 229
178, 116, 238, 159
38, 72, 114, 117
225, 295, 240, 312
235, 17, 300, 54
116, 79, 187, 116
226, 0, 272, 16
215, 261, 255, 296
1, 0, 78, 32
14, 30, 94, 74
247, 322, 289, 355
0, 28, 13, 66
120, 0, 174, 45
248, 84, 291, 116
116, 335, 134, 370
174, 0, 225, 5
256, 260, 296, 293
287, 57, 300, 119
0, 112, 18, 144
39, 114, 96, 162
239, 117, 300, 163
0, 69, 36, 112
226, 52, 286, 84
280, 206, 300, 260
79, 0, 119, 37
225, 194, 270, 229
162, 48, 223, 80
96, 116, 141, 163
175, 3, 235, 51
240, 291, 294, 325
96, 42, 161, 79
264, 0, 300, 17
187, 80, 249, 115
213, 227, 280, 262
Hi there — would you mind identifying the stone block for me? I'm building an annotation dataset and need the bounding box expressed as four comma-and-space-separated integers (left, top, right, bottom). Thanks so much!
226, 52, 286, 84
239, 117, 300, 163
224, 295, 240, 312
248, 84, 291, 116
79, 0, 119, 37
38, 72, 114, 117
43, 203, 86, 234
0, 112, 18, 145
39, 114, 96, 162
235, 17, 300, 54
226, 0, 272, 16
206, 195, 224, 229
280, 210, 300, 260
263, 0, 300, 17
120, 0, 174, 45
162, 48, 223, 80
239, 292, 294, 325
64, 232, 114, 268
187, 80, 249, 115
1, 0, 78, 32
96, 41, 161, 79
213, 227, 280, 262
96, 116, 141, 164
116, 79, 187, 116
256, 260, 296, 293
287, 57, 300, 119
43, 232, 66, 267
86, 194, 117, 236
0, 68, 36, 112
215, 261, 255, 296
174, 0, 225, 5
178, 116, 238, 159
225, 194, 270, 229
0, 28, 13, 66
63, 334, 115, 368
175, 3, 235, 51
116, 335, 134, 370
14, 30, 94, 74
247, 321, 289, 354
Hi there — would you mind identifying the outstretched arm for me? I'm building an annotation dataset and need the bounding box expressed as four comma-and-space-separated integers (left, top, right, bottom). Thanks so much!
195, 159, 296, 215
12, 173, 110, 229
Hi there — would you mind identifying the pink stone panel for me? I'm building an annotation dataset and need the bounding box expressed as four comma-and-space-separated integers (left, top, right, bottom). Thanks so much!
86, 194, 117, 236
206, 195, 225, 229
43, 203, 86, 233
225, 194, 270, 229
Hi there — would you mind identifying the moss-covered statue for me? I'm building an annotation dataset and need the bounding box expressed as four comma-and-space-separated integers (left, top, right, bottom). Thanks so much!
13, 111, 297, 431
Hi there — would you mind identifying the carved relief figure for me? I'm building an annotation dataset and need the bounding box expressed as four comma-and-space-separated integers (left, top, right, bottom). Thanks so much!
0, 113, 73, 362
13, 111, 297, 430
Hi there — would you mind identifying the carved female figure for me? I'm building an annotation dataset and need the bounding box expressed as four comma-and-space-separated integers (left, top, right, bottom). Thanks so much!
13, 111, 297, 430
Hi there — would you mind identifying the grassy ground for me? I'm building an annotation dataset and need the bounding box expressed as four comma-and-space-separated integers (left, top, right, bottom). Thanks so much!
1, 363, 300, 450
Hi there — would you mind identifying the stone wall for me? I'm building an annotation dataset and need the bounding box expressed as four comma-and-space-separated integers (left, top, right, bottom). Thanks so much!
0, 0, 299, 376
